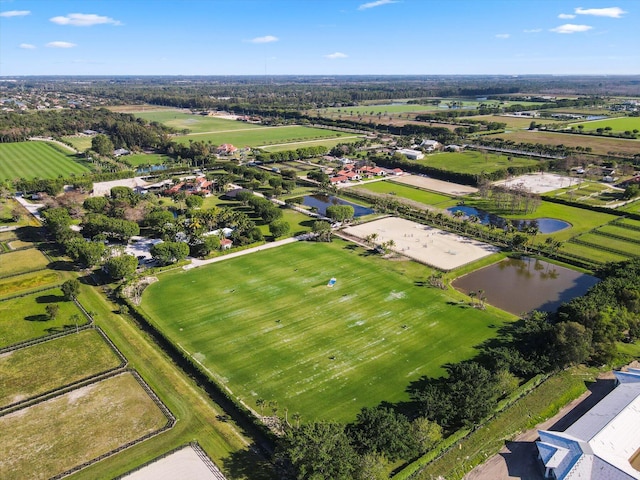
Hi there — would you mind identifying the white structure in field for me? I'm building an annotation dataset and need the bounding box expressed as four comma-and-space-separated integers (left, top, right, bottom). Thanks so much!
397, 148, 424, 160
537, 369, 640, 479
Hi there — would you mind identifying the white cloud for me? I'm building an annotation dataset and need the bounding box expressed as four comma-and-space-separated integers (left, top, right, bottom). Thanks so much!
50, 13, 122, 27
19, 43, 36, 49
523, 28, 542, 33
0, 9, 30, 17
495, 33, 510, 39
358, 0, 398, 11
46, 41, 77, 48
550, 23, 593, 34
558, 13, 576, 19
324, 52, 348, 59
575, 7, 626, 18
249, 35, 278, 44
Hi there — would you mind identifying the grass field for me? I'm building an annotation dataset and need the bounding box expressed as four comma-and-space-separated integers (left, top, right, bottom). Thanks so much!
134, 110, 261, 133
61, 135, 92, 152
260, 135, 362, 152
617, 199, 640, 214
0, 270, 61, 300
560, 241, 629, 264
486, 130, 640, 156
0, 372, 168, 480
0, 248, 49, 278
575, 233, 638, 257
358, 180, 452, 206
570, 116, 640, 133
0, 329, 123, 407
123, 153, 173, 166
596, 224, 640, 242
415, 151, 539, 175
0, 141, 90, 180
0, 287, 89, 348
174, 125, 348, 148
466, 115, 566, 129
140, 240, 513, 423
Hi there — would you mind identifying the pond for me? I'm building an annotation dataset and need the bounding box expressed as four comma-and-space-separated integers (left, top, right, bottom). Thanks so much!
136, 164, 167, 174
452, 257, 599, 315
446, 206, 570, 234
302, 195, 374, 218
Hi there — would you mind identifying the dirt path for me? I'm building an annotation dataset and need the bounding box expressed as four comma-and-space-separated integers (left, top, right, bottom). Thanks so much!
465, 372, 616, 480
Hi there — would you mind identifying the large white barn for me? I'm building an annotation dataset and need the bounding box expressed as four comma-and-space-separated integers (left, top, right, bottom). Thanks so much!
536, 369, 640, 479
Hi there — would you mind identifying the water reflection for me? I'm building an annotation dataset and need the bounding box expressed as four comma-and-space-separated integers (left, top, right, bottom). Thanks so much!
302, 195, 374, 217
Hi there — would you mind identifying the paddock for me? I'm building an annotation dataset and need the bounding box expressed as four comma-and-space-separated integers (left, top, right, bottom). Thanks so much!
495, 173, 582, 194
389, 175, 478, 196
343, 217, 499, 271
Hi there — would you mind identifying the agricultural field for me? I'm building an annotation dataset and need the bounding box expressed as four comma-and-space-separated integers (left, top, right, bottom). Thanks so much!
357, 179, 453, 206
0, 372, 169, 480
0, 287, 89, 348
0, 141, 91, 180
133, 110, 260, 133
569, 116, 640, 133
173, 125, 347, 148
415, 150, 539, 175
140, 240, 513, 423
0, 248, 49, 278
485, 130, 640, 156
0, 329, 123, 407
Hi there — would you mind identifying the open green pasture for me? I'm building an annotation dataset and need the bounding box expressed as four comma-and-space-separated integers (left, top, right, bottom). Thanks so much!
0, 288, 89, 348
596, 224, 640, 242
134, 110, 261, 133
570, 116, 640, 133
0, 248, 49, 278
123, 153, 173, 167
0, 372, 168, 480
0, 141, 90, 181
174, 126, 348, 148
140, 240, 512, 423
560, 241, 629, 264
617, 200, 640, 214
467, 115, 565, 129
416, 150, 539, 175
61, 135, 92, 152
0, 270, 62, 300
0, 329, 122, 407
260, 135, 362, 152
576, 233, 638, 257
359, 180, 452, 206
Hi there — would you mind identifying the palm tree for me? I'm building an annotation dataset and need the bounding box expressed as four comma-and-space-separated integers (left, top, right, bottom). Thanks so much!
256, 398, 265, 416
292, 412, 301, 428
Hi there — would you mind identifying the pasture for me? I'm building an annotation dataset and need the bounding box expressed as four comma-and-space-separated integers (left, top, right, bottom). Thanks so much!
260, 135, 362, 152
123, 153, 173, 167
0, 270, 61, 300
0, 372, 168, 480
62, 135, 93, 152
173, 125, 347, 148
0, 329, 123, 407
467, 115, 565, 129
134, 110, 259, 134
0, 248, 49, 278
570, 116, 640, 133
357, 180, 453, 206
560, 241, 629, 265
0, 141, 90, 180
486, 130, 640, 156
415, 150, 539, 175
0, 287, 89, 348
140, 240, 512, 422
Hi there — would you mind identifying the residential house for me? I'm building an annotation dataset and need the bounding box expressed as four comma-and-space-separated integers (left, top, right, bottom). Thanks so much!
421, 139, 441, 152
216, 144, 238, 155
220, 238, 233, 250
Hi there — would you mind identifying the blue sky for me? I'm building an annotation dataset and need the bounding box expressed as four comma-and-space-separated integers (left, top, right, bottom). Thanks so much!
0, 0, 638, 75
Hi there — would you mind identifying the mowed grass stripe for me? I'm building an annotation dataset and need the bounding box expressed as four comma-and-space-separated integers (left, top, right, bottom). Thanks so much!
360, 180, 452, 205
141, 240, 512, 422
596, 224, 640, 242
0, 372, 168, 480
0, 142, 90, 180
0, 248, 49, 278
578, 233, 639, 256
0, 329, 122, 407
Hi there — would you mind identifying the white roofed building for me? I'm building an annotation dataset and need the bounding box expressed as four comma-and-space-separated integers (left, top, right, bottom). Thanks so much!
536, 369, 640, 479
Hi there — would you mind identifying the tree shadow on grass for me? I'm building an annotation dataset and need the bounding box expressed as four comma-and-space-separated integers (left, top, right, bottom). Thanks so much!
222, 446, 275, 480
47, 260, 75, 271
14, 226, 44, 242
35, 294, 64, 303
25, 314, 49, 322
45, 325, 74, 334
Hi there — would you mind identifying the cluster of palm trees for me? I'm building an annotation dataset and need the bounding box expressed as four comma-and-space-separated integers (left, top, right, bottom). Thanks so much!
362, 233, 396, 254
255, 398, 302, 430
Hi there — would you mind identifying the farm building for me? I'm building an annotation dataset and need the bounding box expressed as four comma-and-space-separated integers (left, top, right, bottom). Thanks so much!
397, 148, 424, 160
420, 139, 441, 152
536, 368, 640, 479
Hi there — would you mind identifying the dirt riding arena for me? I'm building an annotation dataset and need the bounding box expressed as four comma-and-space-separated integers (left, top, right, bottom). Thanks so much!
494, 173, 582, 194
389, 175, 478, 196
343, 217, 499, 271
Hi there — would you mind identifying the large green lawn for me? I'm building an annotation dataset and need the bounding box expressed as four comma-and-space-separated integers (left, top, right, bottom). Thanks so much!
0, 248, 50, 278
416, 150, 539, 175
570, 116, 640, 133
358, 180, 452, 206
174, 125, 348, 148
260, 135, 362, 152
134, 110, 263, 133
140, 240, 512, 423
0, 141, 90, 180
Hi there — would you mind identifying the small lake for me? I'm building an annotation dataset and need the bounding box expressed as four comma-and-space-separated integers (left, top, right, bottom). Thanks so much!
452, 257, 599, 315
302, 195, 374, 218
447, 206, 570, 234
136, 164, 167, 174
